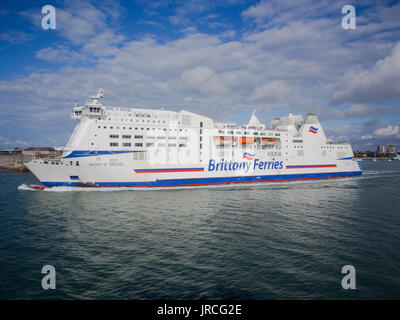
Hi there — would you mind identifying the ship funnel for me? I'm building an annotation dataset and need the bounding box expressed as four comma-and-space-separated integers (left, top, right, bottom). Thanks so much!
304, 113, 320, 125
298, 113, 326, 142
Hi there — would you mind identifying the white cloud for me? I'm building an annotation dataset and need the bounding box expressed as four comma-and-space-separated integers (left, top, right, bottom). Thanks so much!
250, 81, 291, 102
333, 42, 400, 104
242, 0, 274, 24
361, 135, 373, 140
373, 125, 400, 138
19, 1, 122, 47
81, 31, 125, 57
314, 104, 371, 121
0, 136, 32, 148
181, 26, 198, 34
220, 30, 236, 40
35, 45, 87, 63
180, 66, 228, 95
242, 0, 334, 26
56, 9, 99, 45
0, 30, 35, 44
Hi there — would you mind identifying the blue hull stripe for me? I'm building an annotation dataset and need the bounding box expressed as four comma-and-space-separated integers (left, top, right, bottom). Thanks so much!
63, 150, 144, 158
42, 170, 362, 187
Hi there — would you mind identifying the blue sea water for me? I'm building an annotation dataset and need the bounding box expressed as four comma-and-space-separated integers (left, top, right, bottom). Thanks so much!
0, 161, 399, 299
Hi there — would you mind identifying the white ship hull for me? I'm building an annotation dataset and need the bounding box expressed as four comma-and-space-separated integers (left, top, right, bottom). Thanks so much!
26, 153, 362, 188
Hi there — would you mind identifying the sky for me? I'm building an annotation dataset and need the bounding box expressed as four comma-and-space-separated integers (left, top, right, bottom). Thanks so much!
0, 0, 399, 151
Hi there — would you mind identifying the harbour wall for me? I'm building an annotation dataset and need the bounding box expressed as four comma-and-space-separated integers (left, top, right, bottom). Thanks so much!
0, 154, 32, 172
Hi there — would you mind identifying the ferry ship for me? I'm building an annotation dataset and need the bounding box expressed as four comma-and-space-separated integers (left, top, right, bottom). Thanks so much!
25, 89, 362, 189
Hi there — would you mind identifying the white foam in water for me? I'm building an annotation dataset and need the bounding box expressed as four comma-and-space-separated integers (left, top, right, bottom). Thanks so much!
364, 170, 399, 175
17, 184, 37, 191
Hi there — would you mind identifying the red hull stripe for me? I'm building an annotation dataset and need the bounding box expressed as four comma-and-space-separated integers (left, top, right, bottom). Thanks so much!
135, 168, 204, 173
153, 175, 354, 187
286, 165, 337, 169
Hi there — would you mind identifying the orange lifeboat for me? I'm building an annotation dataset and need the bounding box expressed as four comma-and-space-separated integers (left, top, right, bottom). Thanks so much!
261, 138, 278, 143
214, 136, 235, 145
214, 136, 235, 141
239, 137, 254, 144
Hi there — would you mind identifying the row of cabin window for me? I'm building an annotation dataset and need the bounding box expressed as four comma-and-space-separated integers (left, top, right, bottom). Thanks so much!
98, 125, 189, 132
105, 117, 181, 124
103, 115, 181, 126
109, 142, 187, 147
217, 131, 280, 137
42, 160, 81, 166
109, 113, 163, 118
321, 146, 349, 149
110, 142, 133, 147
109, 134, 188, 140
110, 135, 141, 139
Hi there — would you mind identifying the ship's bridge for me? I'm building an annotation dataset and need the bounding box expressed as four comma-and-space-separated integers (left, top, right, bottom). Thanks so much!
72, 88, 106, 120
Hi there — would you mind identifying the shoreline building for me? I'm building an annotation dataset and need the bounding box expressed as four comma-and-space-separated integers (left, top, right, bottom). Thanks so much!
377, 145, 386, 155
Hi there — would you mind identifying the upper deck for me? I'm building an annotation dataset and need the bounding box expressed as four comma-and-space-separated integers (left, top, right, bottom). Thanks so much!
64, 89, 353, 163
